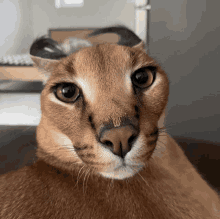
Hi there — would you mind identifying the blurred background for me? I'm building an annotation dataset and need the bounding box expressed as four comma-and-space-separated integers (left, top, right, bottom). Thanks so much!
0, 0, 220, 143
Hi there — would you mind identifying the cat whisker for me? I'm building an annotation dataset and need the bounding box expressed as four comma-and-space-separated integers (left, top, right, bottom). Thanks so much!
66, 161, 82, 165
158, 128, 167, 133
158, 125, 174, 135
159, 123, 174, 130
106, 178, 114, 198
74, 165, 86, 189
127, 165, 141, 185
158, 130, 167, 133
111, 178, 114, 188
137, 172, 149, 187
125, 178, 130, 186
158, 126, 167, 130
83, 168, 90, 195
85, 168, 91, 194
158, 132, 167, 137
61, 144, 74, 147
158, 130, 167, 134
158, 126, 171, 131
157, 139, 167, 147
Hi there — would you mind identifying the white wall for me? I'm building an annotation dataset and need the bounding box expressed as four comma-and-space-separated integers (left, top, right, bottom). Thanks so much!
0, 0, 135, 56
0, 0, 33, 56
32, 0, 135, 38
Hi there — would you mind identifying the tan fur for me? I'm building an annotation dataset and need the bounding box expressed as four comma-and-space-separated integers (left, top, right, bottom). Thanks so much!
0, 42, 219, 218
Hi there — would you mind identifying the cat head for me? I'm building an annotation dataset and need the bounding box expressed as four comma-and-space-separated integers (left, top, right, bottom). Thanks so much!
30, 28, 169, 180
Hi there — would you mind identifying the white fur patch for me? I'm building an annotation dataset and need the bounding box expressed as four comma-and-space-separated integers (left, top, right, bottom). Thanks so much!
99, 164, 141, 180
76, 78, 96, 103
124, 71, 132, 94
127, 133, 145, 159
97, 134, 145, 180
49, 129, 82, 163
52, 131, 73, 147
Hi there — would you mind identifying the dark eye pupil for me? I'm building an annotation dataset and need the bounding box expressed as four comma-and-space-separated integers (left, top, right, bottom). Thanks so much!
135, 72, 148, 84
62, 84, 75, 98
132, 66, 157, 89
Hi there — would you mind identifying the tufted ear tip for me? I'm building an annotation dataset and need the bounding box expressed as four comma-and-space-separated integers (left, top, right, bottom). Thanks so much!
132, 41, 146, 51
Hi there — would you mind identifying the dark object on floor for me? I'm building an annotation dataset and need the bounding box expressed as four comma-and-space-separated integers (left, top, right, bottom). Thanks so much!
0, 126, 37, 175
0, 126, 219, 194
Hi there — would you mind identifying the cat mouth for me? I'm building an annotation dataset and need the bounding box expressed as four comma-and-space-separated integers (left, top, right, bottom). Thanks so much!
98, 158, 144, 180
99, 164, 143, 180
114, 160, 127, 171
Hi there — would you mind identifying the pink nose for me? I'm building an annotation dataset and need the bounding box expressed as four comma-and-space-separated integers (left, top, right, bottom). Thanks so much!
100, 125, 138, 158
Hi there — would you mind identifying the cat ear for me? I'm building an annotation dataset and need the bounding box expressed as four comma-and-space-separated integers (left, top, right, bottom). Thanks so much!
30, 55, 58, 72
132, 41, 146, 51
30, 55, 59, 84
29, 36, 67, 84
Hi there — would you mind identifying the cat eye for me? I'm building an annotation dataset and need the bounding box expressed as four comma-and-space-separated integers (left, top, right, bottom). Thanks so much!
131, 66, 156, 89
54, 83, 80, 103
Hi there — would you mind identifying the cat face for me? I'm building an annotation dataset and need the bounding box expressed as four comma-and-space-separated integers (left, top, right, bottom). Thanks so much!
33, 43, 169, 180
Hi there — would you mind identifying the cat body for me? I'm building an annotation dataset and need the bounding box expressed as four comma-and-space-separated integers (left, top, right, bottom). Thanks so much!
0, 26, 219, 218
0, 141, 217, 219
0, 134, 219, 219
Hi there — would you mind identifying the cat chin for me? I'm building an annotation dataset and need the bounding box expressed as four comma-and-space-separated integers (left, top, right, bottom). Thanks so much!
97, 163, 144, 180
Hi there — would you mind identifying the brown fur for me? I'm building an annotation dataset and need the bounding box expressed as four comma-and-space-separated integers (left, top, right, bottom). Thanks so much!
0, 43, 219, 218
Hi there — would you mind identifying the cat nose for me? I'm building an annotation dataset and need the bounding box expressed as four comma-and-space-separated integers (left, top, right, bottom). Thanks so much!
100, 125, 138, 158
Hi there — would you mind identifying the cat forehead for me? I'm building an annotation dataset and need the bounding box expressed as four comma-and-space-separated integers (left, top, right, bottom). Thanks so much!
54, 43, 150, 78
75, 43, 132, 63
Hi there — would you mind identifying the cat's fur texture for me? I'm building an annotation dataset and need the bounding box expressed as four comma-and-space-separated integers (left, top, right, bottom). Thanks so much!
0, 26, 219, 219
